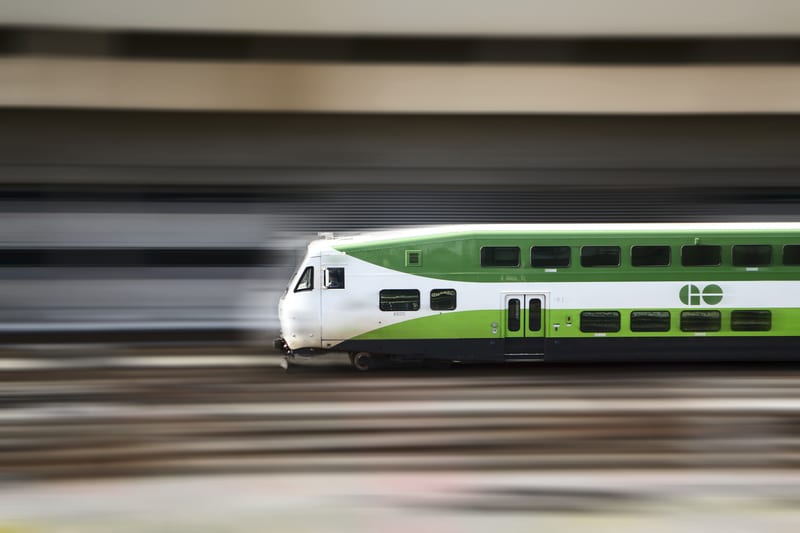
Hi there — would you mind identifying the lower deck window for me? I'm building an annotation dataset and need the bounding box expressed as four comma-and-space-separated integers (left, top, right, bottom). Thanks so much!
630, 311, 671, 332
731, 310, 772, 331
580, 311, 620, 333
680, 310, 721, 332
430, 289, 456, 310
380, 289, 420, 311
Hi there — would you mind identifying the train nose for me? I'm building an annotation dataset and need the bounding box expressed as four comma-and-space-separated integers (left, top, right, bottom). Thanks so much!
274, 336, 290, 354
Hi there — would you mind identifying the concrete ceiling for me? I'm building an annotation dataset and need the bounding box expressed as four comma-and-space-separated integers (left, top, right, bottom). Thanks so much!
2, 0, 800, 36
3, 59, 800, 113
3, 1, 800, 113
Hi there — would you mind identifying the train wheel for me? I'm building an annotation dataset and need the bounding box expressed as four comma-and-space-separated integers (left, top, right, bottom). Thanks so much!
350, 352, 373, 372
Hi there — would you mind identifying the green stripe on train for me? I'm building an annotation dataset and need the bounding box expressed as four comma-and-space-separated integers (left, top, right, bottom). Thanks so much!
352, 308, 800, 340
336, 230, 800, 283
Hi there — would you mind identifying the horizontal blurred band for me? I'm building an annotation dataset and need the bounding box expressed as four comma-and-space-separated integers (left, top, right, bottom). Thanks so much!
3, 0, 800, 36
3, 58, 800, 113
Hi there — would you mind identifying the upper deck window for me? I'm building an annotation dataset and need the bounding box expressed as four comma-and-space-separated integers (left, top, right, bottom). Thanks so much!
732, 245, 772, 267
531, 246, 570, 268
631, 245, 671, 267
481, 246, 520, 267
783, 245, 800, 265
294, 266, 314, 292
681, 245, 721, 267
580, 246, 620, 268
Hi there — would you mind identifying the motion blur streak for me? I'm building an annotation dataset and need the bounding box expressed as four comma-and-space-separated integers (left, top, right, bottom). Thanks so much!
2, 111, 800, 342
5, 59, 800, 112
5, 354, 800, 531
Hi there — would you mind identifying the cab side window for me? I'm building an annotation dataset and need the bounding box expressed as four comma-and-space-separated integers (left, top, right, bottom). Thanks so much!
294, 266, 314, 292
324, 267, 345, 289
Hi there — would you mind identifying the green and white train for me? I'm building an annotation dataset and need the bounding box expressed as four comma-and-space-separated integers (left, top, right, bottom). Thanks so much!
275, 223, 800, 370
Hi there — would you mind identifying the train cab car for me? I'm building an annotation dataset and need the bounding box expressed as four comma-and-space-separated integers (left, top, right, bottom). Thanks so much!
276, 223, 800, 370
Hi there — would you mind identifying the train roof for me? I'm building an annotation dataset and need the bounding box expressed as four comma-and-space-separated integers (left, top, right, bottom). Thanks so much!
312, 222, 800, 250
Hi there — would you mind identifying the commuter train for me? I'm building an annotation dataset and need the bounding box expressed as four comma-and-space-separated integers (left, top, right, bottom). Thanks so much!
275, 223, 800, 370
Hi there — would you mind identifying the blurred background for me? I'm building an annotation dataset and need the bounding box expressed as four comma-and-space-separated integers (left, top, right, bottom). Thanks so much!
2, 1, 800, 341
3, 1, 800, 531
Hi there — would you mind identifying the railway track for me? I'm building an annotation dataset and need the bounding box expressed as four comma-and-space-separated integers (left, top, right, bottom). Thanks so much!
3, 350, 800, 479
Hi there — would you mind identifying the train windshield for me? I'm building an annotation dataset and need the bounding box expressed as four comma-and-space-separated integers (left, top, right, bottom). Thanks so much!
294, 266, 314, 292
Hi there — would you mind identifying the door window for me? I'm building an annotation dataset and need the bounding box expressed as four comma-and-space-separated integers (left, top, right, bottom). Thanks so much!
507, 298, 521, 331
528, 298, 542, 331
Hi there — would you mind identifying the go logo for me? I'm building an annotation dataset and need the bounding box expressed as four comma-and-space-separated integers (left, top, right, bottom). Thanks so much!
679, 284, 723, 306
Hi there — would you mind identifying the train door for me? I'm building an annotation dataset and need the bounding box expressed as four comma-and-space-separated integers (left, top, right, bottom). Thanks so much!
503, 293, 545, 357
319, 262, 349, 348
